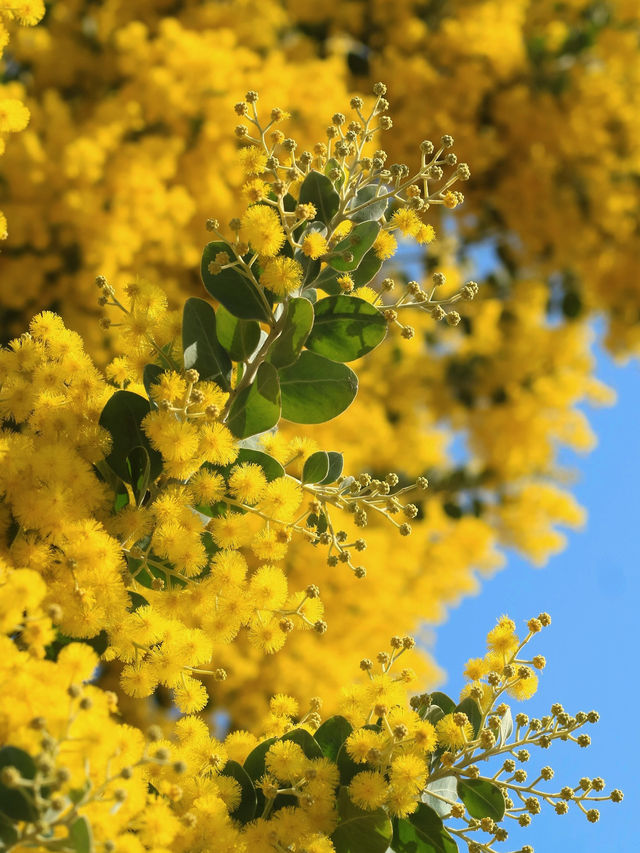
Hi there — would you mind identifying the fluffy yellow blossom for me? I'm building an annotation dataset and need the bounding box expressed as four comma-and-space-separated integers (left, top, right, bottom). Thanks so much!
261, 255, 304, 296
240, 205, 285, 257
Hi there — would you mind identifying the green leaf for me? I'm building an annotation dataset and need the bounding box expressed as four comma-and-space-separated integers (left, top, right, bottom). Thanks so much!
268, 297, 314, 368
455, 697, 482, 739
0, 812, 18, 847
320, 451, 344, 484
216, 304, 261, 362
325, 157, 346, 189
227, 362, 281, 439
142, 363, 164, 408
221, 761, 257, 824
0, 746, 38, 822
243, 737, 277, 783
302, 451, 330, 484
393, 804, 458, 853
331, 786, 392, 853
202, 241, 272, 322
313, 246, 383, 296
348, 185, 389, 222
279, 351, 358, 424
299, 170, 340, 226
307, 296, 387, 362
126, 446, 150, 506
422, 776, 459, 818
281, 729, 324, 760
68, 816, 94, 853
99, 391, 163, 485
329, 221, 380, 272
235, 448, 284, 481
182, 297, 232, 390
315, 715, 353, 762
336, 741, 361, 787
429, 692, 456, 715
457, 778, 505, 821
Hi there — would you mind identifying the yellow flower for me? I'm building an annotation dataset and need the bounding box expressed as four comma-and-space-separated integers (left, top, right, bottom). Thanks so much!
390, 208, 421, 237
239, 146, 268, 176
389, 754, 428, 794
261, 256, 304, 297
507, 668, 539, 701
240, 205, 285, 257
345, 728, 384, 763
487, 615, 519, 656
373, 230, 397, 260
270, 694, 299, 718
265, 739, 307, 782
301, 232, 328, 259
228, 462, 267, 504
415, 223, 436, 244
435, 713, 473, 750
349, 771, 388, 809
0, 99, 30, 134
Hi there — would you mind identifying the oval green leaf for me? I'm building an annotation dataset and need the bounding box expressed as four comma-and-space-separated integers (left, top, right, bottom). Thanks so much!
202, 241, 272, 322
68, 815, 94, 853
126, 445, 150, 507
0, 746, 38, 822
243, 737, 277, 783
99, 391, 163, 484
182, 297, 232, 389
422, 776, 459, 818
299, 171, 340, 226
215, 304, 261, 363
268, 297, 314, 368
142, 363, 164, 409
332, 786, 393, 853
227, 362, 281, 439
457, 778, 506, 821
315, 715, 353, 763
221, 760, 257, 824
329, 221, 380, 272
313, 246, 383, 296
279, 351, 358, 424
320, 451, 344, 484
235, 448, 284, 482
393, 803, 458, 853
429, 692, 456, 715
302, 451, 330, 484
348, 185, 389, 222
281, 728, 324, 760
307, 295, 387, 362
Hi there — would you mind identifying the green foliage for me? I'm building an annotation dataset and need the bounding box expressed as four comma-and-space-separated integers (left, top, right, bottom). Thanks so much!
299, 171, 340, 226
221, 761, 257, 824
182, 297, 232, 389
348, 185, 389, 222
202, 241, 271, 322
329, 222, 380, 272
306, 295, 387, 362
422, 776, 459, 818
279, 351, 358, 423
126, 445, 151, 506
267, 297, 314, 368
233, 448, 284, 481
227, 362, 281, 438
312, 247, 382, 295
99, 391, 163, 484
215, 304, 261, 363
456, 778, 506, 821
302, 451, 331, 484
332, 786, 393, 853
314, 715, 353, 762
0, 747, 38, 822
391, 804, 458, 853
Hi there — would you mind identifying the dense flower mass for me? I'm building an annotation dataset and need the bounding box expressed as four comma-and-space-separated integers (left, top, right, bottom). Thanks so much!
0, 4, 629, 848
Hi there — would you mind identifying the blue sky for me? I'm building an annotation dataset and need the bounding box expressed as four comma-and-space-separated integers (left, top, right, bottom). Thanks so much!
432, 337, 638, 849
